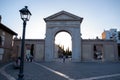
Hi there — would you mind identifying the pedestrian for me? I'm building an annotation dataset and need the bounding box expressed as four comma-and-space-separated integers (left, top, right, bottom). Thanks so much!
63, 55, 66, 63
30, 55, 33, 62
17, 57, 20, 67
26, 53, 30, 61
14, 57, 20, 69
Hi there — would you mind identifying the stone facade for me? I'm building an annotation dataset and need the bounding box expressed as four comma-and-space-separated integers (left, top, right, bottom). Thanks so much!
44, 11, 83, 62
13, 38, 118, 62
0, 22, 17, 63
13, 39, 45, 61
82, 39, 118, 62
13, 11, 119, 62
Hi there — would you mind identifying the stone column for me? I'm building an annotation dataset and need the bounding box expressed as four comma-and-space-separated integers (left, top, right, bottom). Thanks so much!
72, 28, 81, 62
45, 28, 54, 61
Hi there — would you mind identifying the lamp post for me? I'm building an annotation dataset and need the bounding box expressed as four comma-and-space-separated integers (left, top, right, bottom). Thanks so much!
18, 6, 31, 80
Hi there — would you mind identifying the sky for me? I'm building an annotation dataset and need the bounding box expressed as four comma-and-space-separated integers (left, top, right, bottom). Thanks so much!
0, 0, 120, 50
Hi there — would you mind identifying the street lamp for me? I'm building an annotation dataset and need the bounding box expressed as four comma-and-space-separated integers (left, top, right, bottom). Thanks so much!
18, 6, 31, 80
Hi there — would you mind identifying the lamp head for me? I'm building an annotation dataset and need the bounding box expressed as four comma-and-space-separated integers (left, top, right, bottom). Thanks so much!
19, 6, 32, 21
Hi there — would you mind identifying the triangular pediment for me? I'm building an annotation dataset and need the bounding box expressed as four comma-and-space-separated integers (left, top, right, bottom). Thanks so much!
44, 11, 83, 22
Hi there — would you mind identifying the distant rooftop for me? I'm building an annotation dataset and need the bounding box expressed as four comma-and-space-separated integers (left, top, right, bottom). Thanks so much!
0, 23, 17, 35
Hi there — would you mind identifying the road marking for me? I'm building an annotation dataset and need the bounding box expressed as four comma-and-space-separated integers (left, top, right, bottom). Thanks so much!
0, 63, 16, 80
78, 73, 120, 80
34, 62, 120, 80
34, 62, 74, 80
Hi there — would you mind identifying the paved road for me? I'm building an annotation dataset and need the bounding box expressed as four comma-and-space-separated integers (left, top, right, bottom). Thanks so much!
1, 61, 120, 80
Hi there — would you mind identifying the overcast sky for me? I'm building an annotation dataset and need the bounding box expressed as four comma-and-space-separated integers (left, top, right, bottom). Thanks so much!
0, 0, 120, 50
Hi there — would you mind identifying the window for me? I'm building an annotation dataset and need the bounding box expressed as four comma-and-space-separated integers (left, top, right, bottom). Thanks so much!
2, 36, 5, 46
0, 36, 5, 46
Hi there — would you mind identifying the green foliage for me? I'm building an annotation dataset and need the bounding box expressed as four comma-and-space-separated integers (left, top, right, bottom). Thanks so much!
57, 44, 72, 58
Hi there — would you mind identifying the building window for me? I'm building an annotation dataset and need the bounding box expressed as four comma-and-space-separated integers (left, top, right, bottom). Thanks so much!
2, 32, 5, 36
2, 36, 5, 46
0, 36, 5, 46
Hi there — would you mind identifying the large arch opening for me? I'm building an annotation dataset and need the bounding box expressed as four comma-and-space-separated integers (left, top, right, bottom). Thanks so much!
54, 31, 72, 62
44, 11, 83, 62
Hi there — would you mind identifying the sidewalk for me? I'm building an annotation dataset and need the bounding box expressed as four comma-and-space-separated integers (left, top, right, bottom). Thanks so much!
0, 63, 10, 80
0, 73, 8, 80
0, 62, 16, 80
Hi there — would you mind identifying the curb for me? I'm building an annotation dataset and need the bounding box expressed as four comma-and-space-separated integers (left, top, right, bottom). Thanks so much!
0, 63, 16, 80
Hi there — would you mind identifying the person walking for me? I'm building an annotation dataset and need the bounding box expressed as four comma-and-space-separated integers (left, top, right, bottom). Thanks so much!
30, 54, 33, 62
63, 55, 66, 63
26, 53, 30, 61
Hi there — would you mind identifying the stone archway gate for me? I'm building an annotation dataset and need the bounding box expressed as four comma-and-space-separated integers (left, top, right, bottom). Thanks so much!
44, 11, 83, 62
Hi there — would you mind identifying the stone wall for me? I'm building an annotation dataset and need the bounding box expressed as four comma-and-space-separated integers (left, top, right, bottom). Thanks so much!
13, 39, 45, 61
82, 39, 118, 62
0, 29, 13, 62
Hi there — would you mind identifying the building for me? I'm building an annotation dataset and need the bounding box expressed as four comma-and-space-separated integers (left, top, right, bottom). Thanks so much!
102, 29, 120, 59
102, 29, 120, 43
13, 11, 118, 62
0, 16, 17, 63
